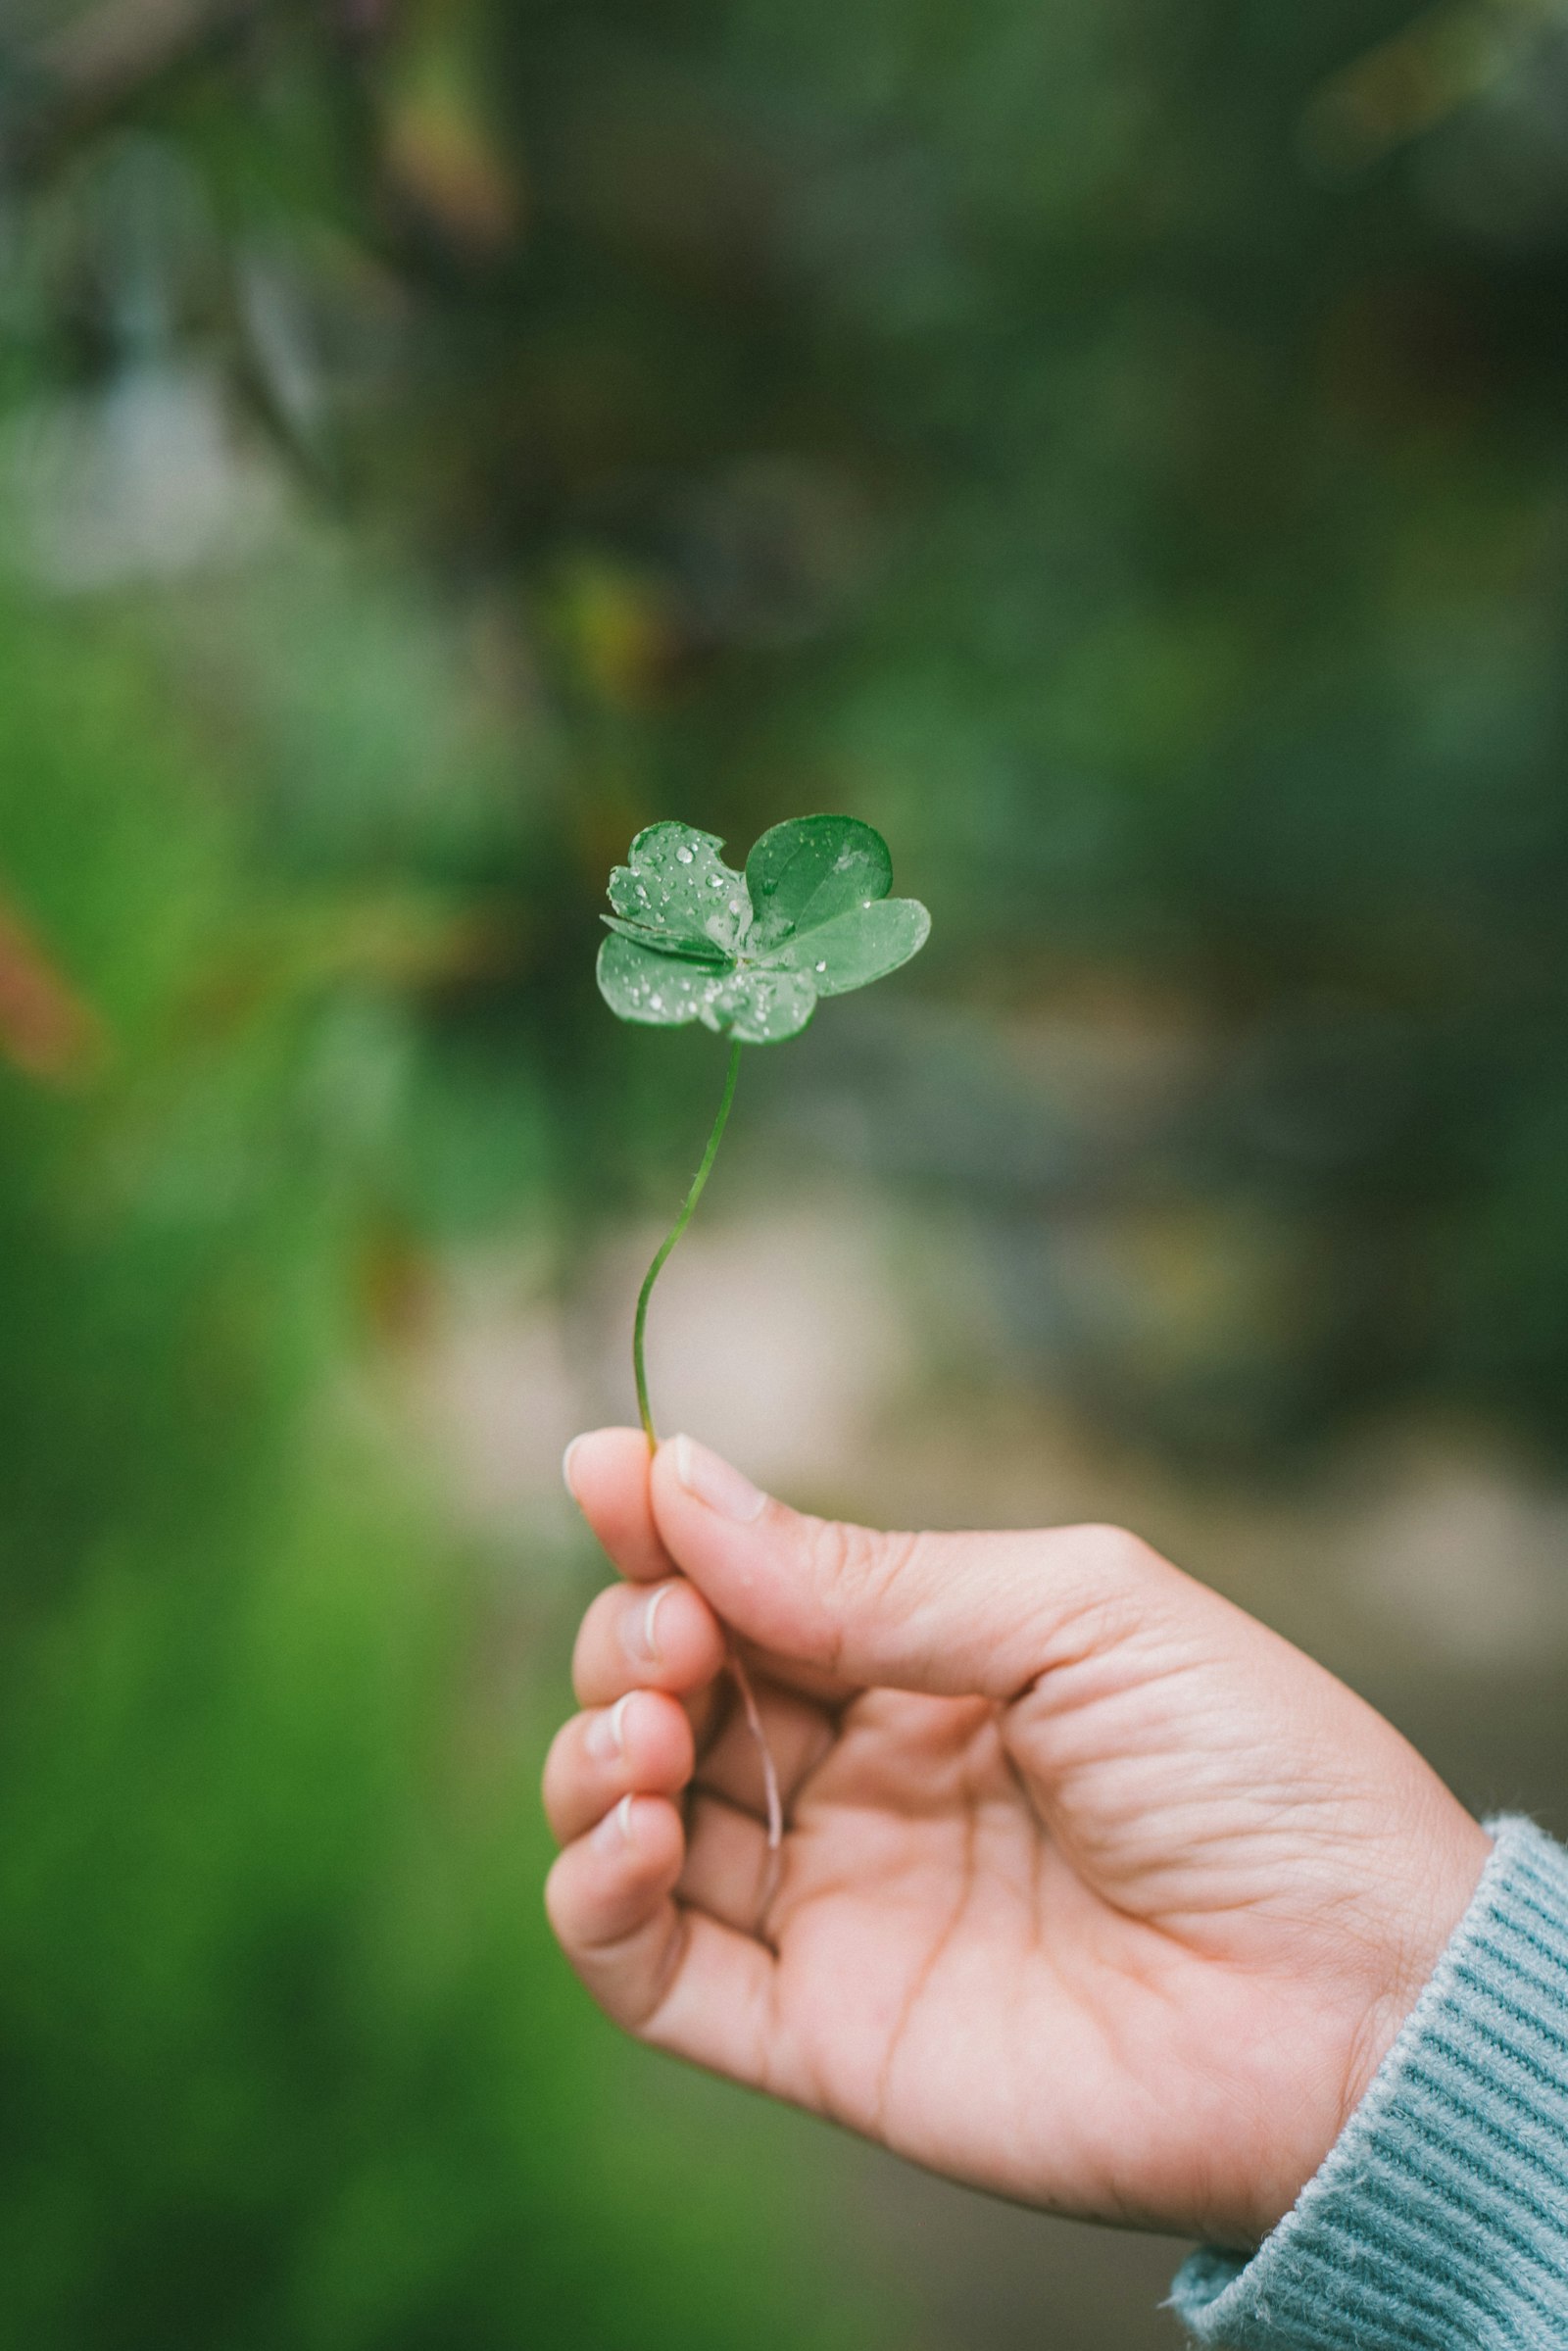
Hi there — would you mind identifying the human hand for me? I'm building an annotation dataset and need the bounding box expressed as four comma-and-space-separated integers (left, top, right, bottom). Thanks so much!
544, 1431, 1490, 2248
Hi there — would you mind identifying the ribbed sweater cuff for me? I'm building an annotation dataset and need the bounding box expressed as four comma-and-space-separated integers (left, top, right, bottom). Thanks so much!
1169, 1814, 1568, 2349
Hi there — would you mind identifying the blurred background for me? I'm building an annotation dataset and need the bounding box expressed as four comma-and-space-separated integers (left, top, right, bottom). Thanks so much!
2, 0, 1568, 2342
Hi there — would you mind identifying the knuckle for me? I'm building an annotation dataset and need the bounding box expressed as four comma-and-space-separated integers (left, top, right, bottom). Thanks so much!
807, 1515, 925, 1665
542, 1852, 575, 1943
570, 1582, 628, 1698
1025, 1524, 1165, 1668
1066, 1521, 1162, 1592
539, 1716, 573, 1800
659, 1697, 697, 1779
539, 1717, 591, 1839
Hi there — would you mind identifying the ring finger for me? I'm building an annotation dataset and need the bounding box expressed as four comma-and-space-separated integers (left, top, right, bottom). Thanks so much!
542, 1689, 696, 1848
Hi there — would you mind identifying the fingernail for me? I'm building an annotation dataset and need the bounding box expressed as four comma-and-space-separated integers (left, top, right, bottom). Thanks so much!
562, 1435, 587, 1503
672, 1434, 767, 1525
623, 1584, 671, 1668
585, 1692, 632, 1762
593, 1793, 636, 1852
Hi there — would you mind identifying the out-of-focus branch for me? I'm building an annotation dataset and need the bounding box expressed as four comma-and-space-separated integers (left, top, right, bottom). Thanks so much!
1302, 0, 1568, 173
7, 0, 271, 180
40, 0, 247, 101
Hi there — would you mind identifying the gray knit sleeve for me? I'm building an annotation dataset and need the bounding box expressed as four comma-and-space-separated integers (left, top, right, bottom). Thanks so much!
1169, 1814, 1568, 2349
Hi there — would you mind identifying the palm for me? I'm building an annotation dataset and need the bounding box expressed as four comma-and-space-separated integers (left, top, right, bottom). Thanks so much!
753, 1684, 1278, 2241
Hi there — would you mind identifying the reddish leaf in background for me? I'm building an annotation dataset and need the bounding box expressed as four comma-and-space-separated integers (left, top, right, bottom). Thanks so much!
0, 893, 102, 1083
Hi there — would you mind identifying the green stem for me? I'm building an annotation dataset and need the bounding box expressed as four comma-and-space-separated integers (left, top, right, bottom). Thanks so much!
633, 1039, 743, 1449
630, 1037, 782, 1867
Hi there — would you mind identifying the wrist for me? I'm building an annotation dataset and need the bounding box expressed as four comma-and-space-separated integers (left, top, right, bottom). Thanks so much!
1246, 1802, 1494, 2243
1174, 1817, 1568, 2347
1337, 1805, 1494, 2127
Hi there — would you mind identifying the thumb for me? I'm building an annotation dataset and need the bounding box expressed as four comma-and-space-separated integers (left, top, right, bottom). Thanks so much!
649, 1435, 1166, 1698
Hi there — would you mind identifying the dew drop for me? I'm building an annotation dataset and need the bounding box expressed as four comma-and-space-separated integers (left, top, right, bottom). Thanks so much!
675, 846, 694, 864
814, 959, 827, 973
650, 994, 663, 1010
708, 873, 724, 889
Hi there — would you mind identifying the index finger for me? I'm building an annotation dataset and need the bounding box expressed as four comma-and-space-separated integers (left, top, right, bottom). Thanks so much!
650, 1434, 1165, 1699
564, 1426, 675, 1584
565, 1426, 861, 1704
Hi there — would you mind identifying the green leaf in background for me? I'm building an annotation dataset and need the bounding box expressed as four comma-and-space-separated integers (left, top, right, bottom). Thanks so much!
596, 815, 928, 1046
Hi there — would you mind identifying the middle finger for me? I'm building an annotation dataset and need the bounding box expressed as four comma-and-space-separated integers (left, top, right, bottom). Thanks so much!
572, 1576, 728, 1708
695, 1673, 837, 1825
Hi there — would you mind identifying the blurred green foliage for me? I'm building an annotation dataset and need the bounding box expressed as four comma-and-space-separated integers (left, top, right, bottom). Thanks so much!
3, 0, 1568, 2338
6, 0, 1565, 1444
0, 590, 873, 2348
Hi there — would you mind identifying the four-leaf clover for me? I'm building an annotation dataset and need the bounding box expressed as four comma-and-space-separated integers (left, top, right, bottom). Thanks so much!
595, 810, 931, 1853
597, 815, 930, 1045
